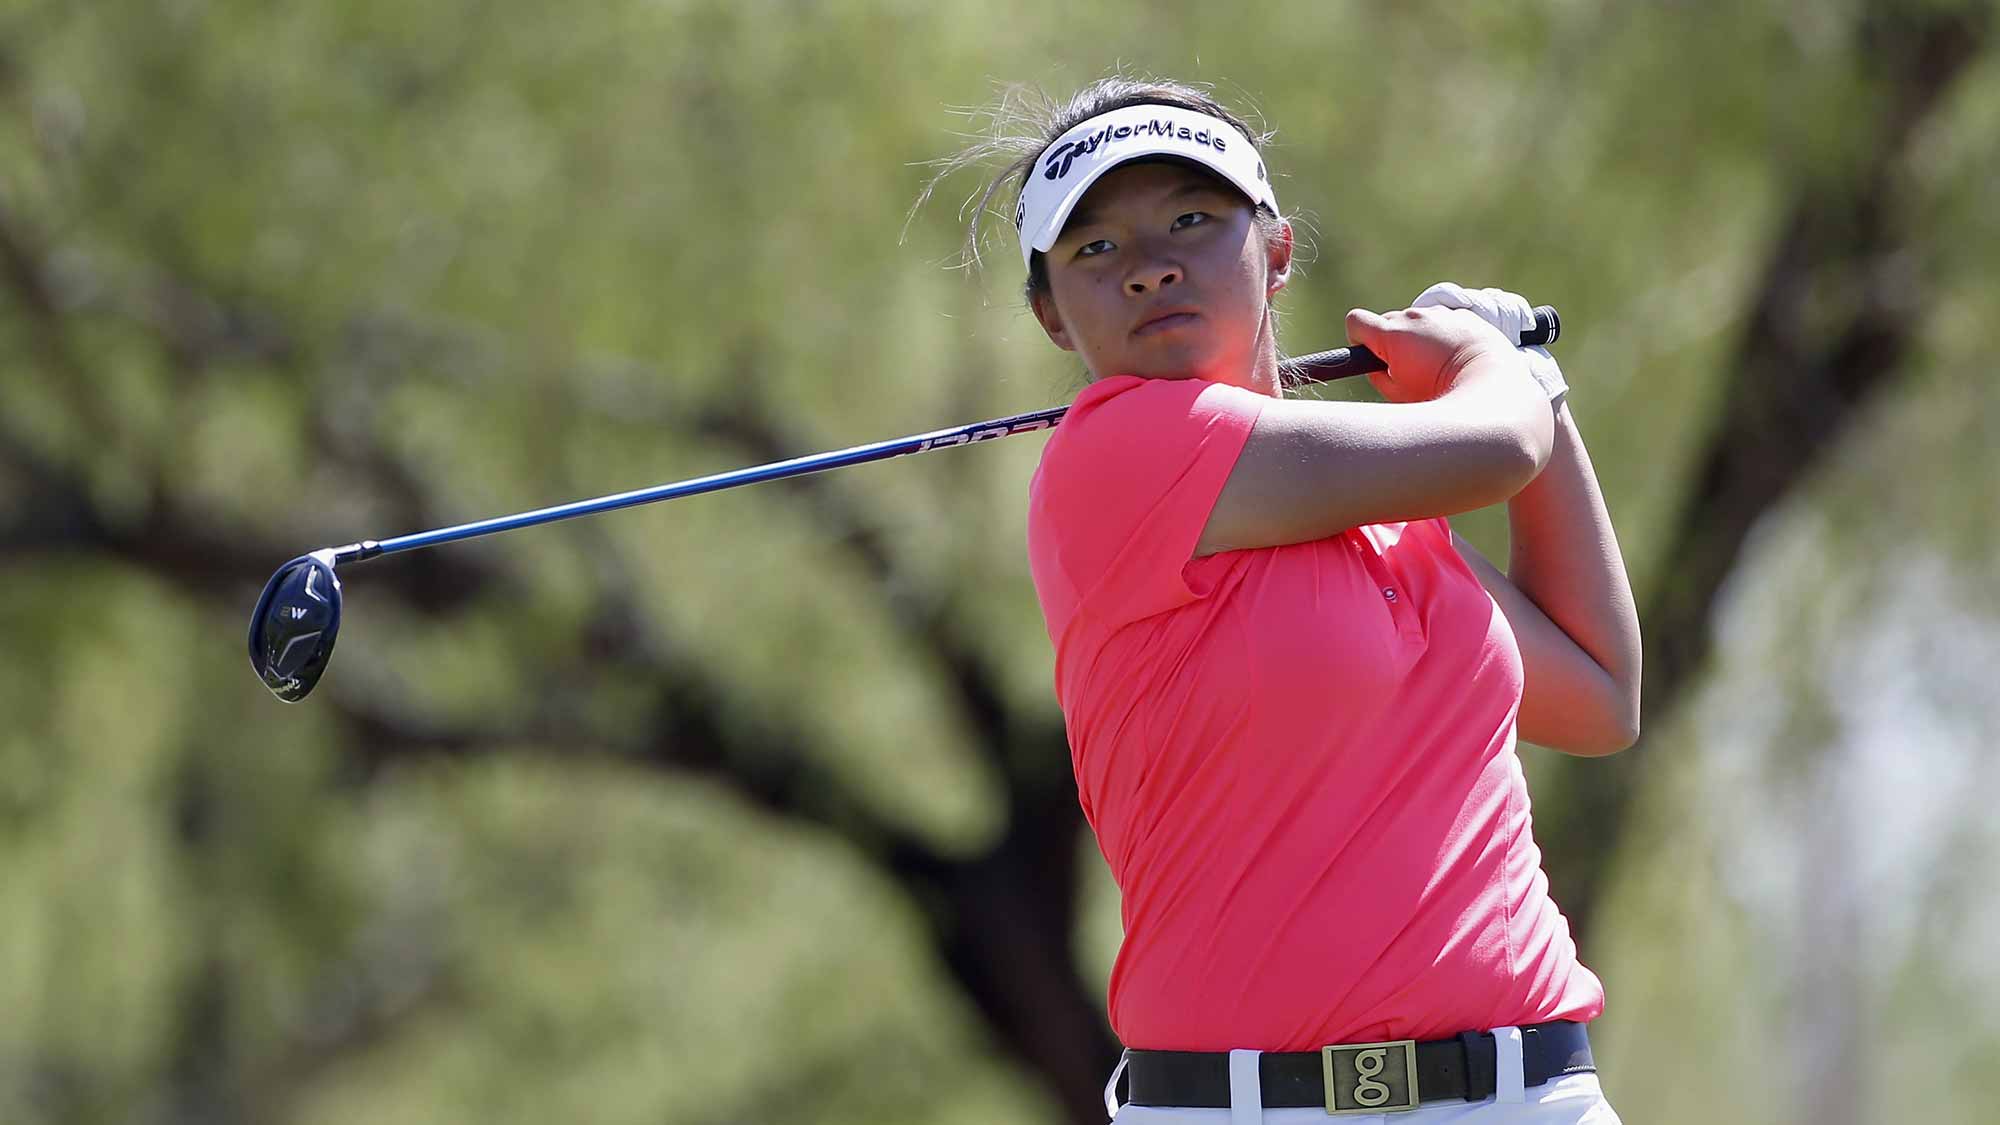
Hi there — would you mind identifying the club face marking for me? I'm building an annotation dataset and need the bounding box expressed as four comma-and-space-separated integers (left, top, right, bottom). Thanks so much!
248, 553, 343, 702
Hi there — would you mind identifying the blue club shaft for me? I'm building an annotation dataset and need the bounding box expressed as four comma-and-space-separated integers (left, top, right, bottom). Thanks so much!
330, 404, 1069, 563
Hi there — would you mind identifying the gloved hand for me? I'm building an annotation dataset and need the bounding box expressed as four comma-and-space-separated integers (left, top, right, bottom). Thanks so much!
1411, 282, 1568, 403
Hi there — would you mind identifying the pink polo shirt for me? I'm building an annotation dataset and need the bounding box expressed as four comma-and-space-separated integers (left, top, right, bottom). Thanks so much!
1026, 374, 1604, 1052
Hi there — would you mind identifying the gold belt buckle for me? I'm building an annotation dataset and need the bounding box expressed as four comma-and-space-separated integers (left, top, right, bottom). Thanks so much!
1320, 1039, 1420, 1115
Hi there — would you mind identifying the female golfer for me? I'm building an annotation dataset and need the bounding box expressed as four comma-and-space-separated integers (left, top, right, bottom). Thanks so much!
952, 77, 1642, 1122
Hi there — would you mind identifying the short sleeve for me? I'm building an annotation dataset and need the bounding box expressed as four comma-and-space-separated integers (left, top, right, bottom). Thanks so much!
1026, 375, 1267, 630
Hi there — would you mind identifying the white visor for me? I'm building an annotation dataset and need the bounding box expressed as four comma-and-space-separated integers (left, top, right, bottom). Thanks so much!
1015, 104, 1278, 271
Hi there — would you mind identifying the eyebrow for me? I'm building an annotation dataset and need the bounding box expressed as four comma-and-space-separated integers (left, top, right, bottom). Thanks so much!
1063, 180, 1230, 236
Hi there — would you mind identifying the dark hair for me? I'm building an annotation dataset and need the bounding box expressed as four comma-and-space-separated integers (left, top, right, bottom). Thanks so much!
915, 75, 1292, 304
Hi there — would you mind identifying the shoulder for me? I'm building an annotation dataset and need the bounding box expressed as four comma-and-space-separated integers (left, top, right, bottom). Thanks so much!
1045, 375, 1267, 466
1075, 373, 1266, 419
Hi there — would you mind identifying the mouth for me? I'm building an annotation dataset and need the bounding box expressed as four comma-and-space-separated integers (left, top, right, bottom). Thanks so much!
1133, 307, 1201, 337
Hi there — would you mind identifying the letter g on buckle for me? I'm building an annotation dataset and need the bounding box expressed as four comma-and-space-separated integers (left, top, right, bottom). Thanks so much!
1321, 1040, 1419, 1115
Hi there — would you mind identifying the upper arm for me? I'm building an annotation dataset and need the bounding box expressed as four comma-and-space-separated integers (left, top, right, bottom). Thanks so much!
1195, 393, 1545, 557
1450, 531, 1638, 756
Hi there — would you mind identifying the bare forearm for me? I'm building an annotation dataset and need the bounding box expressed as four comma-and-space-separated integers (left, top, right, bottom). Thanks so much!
1506, 403, 1643, 738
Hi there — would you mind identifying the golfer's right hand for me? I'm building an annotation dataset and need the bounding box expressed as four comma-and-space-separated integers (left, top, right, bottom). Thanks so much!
1344, 304, 1522, 404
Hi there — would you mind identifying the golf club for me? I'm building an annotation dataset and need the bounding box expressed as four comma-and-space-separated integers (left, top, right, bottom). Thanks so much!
249, 306, 1560, 701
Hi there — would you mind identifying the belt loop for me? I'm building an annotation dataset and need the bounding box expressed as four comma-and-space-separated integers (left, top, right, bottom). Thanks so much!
1458, 1030, 1495, 1101
1520, 1024, 1547, 1086
1228, 1049, 1263, 1125
1102, 1049, 1130, 1120
1493, 1026, 1526, 1104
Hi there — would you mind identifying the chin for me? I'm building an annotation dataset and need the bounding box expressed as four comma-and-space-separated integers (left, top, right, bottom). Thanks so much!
1125, 340, 1232, 382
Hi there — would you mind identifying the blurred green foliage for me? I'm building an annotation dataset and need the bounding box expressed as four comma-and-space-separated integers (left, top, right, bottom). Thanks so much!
3, 0, 1998, 1122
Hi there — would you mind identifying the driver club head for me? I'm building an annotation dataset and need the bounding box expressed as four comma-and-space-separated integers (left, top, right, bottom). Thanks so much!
248, 550, 343, 702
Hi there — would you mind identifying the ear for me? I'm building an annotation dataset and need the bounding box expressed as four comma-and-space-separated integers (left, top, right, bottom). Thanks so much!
1029, 288, 1077, 352
1265, 219, 1294, 296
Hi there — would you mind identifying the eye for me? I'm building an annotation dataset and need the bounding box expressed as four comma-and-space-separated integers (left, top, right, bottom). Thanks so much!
1172, 211, 1211, 230
1075, 238, 1116, 258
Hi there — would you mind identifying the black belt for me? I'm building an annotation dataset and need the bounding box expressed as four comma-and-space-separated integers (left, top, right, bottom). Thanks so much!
1127, 1020, 1595, 1114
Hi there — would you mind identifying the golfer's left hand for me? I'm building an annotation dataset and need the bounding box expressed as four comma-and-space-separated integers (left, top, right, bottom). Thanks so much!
1412, 282, 1568, 403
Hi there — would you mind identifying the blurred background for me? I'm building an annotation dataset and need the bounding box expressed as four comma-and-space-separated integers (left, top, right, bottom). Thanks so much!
4, 1, 1998, 1122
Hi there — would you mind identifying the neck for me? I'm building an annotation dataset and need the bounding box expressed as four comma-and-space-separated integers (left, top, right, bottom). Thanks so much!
1244, 309, 1283, 397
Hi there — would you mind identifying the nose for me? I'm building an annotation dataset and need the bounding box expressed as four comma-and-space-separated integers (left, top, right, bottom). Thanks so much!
1125, 257, 1181, 295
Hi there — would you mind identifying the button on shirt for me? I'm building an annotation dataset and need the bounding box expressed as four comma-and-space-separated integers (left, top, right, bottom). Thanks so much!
1025, 374, 1604, 1051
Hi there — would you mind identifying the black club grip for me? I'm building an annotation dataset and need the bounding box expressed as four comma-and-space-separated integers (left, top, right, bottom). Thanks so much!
1279, 304, 1560, 386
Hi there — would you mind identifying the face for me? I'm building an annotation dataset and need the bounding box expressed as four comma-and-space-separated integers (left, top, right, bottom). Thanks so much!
1030, 160, 1292, 393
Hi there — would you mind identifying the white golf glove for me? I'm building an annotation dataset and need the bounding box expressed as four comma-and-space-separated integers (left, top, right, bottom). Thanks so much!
1411, 281, 1568, 403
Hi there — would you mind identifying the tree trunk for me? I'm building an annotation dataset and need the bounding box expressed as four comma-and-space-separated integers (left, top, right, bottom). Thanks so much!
1533, 0, 1992, 944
